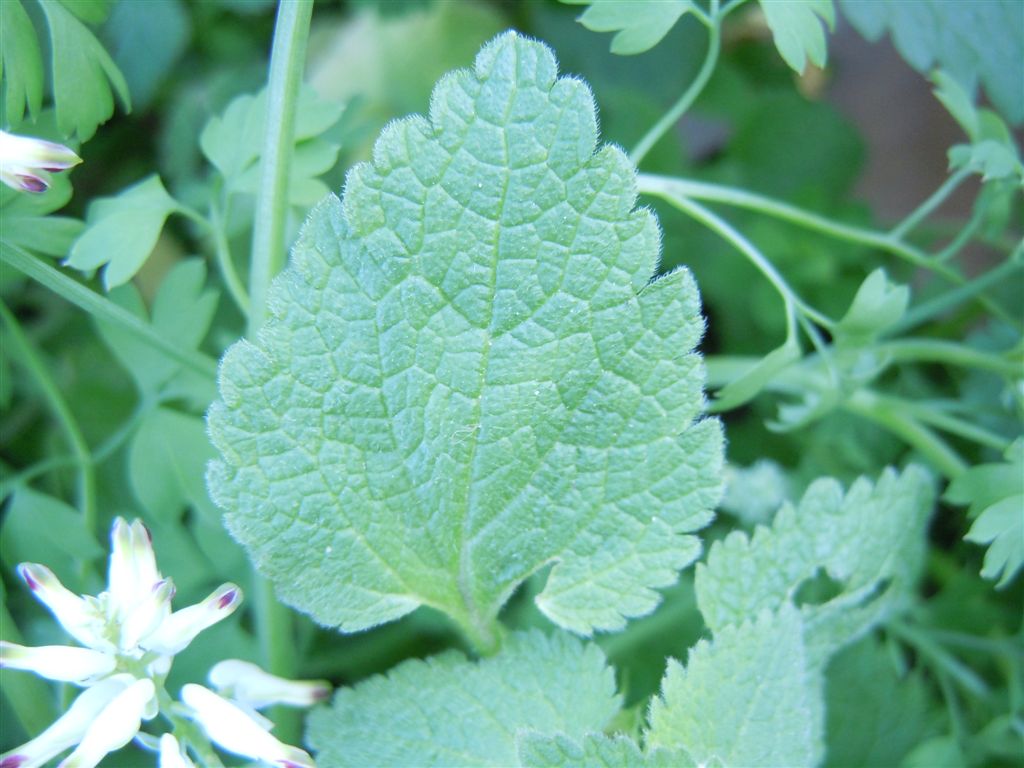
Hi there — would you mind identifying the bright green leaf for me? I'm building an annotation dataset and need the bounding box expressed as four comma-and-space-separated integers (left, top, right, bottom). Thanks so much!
561, 1, 697, 56
0, 0, 44, 123
307, 630, 620, 767
39, 0, 130, 141
697, 466, 934, 664
101, 0, 189, 109
712, 337, 801, 411
207, 32, 723, 643
58, 0, 112, 25
519, 733, 695, 768
759, 0, 836, 74
646, 605, 825, 767
66, 175, 182, 289
946, 439, 1024, 588
836, 268, 910, 343
95, 257, 218, 403
129, 407, 219, 523
839, 0, 1024, 124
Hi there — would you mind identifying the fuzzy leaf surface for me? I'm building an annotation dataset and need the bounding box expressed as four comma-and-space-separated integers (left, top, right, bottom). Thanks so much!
696, 466, 934, 664
518, 733, 695, 768
646, 605, 824, 767
839, 0, 1024, 124
307, 630, 619, 767
207, 31, 722, 640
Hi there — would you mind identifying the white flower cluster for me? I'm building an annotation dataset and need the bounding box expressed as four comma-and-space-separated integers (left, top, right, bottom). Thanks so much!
0, 519, 329, 768
0, 130, 80, 194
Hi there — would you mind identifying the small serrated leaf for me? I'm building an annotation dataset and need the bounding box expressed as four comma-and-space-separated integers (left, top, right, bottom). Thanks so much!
646, 605, 824, 767
561, 1, 697, 56
518, 733, 694, 768
207, 31, 723, 643
697, 466, 934, 664
307, 630, 620, 767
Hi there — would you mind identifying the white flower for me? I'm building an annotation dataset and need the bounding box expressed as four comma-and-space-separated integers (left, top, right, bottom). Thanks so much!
0, 130, 80, 193
209, 659, 330, 709
180, 684, 316, 768
0, 518, 242, 768
157, 735, 195, 768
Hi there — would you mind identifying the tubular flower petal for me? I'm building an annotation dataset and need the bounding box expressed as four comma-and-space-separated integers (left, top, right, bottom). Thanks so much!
157, 735, 195, 768
0, 130, 80, 193
108, 518, 162, 630
143, 584, 242, 656
0, 677, 132, 768
57, 678, 155, 768
209, 659, 331, 709
180, 684, 315, 768
16, 564, 104, 650
120, 579, 174, 650
0, 642, 115, 684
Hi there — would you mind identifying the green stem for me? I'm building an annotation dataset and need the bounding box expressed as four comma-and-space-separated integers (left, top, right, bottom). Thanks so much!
209, 201, 250, 317
1, 241, 217, 380
877, 338, 1021, 378
845, 389, 967, 478
889, 621, 990, 699
888, 256, 1024, 335
629, 0, 720, 167
890, 167, 972, 240
649, 190, 832, 329
248, 0, 313, 338
637, 174, 961, 281
870, 393, 1012, 452
0, 301, 97, 538
935, 196, 987, 263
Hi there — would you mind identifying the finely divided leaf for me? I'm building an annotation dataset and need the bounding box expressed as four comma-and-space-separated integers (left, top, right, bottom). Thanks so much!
0, 0, 44, 123
646, 605, 824, 768
759, 0, 836, 74
945, 439, 1024, 588
561, 1, 697, 55
839, 0, 1024, 124
307, 630, 619, 767
207, 31, 722, 641
696, 466, 934, 664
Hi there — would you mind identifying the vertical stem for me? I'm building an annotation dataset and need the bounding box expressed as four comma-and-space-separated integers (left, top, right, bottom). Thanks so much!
890, 167, 972, 240
246, 0, 313, 744
248, 0, 314, 338
0, 301, 96, 540
629, 1, 720, 167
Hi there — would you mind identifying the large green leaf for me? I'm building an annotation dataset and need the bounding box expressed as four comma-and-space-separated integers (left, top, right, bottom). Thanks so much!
307, 630, 620, 767
207, 32, 722, 645
839, 0, 1024, 124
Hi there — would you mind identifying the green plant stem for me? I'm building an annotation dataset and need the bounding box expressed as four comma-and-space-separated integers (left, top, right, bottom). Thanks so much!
247, 0, 313, 338
0, 301, 97, 538
649, 189, 833, 329
637, 174, 959, 280
878, 338, 1021, 378
889, 621, 990, 699
845, 389, 967, 478
629, 0, 720, 167
208, 201, 250, 316
1, 242, 217, 380
890, 167, 972, 240
889, 255, 1024, 335
869, 393, 1011, 452
935, 197, 987, 263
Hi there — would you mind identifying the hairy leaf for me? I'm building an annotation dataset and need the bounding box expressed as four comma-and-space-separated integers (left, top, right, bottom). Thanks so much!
207, 31, 723, 642
519, 733, 694, 768
760, 0, 835, 74
839, 0, 1024, 124
697, 466, 934, 664
307, 630, 619, 767
647, 605, 824, 767
946, 439, 1024, 588
561, 1, 698, 55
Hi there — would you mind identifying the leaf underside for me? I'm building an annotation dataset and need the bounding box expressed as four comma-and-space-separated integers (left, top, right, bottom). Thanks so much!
207, 31, 722, 641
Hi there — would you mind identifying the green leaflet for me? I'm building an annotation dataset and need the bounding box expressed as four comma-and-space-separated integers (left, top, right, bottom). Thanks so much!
839, 0, 1024, 125
207, 32, 722, 645
647, 606, 824, 768
560, 1, 698, 55
760, 0, 836, 74
946, 439, 1024, 588
696, 466, 935, 665
307, 630, 620, 767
